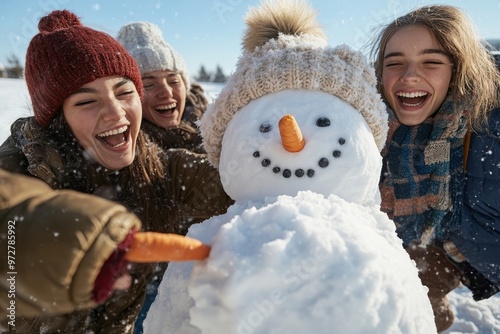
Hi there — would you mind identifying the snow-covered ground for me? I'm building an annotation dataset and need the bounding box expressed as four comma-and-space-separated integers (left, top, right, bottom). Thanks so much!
1, 78, 499, 333
0, 78, 32, 144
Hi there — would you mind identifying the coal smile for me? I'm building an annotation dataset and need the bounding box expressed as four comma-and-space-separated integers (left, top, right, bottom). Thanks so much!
253, 137, 346, 178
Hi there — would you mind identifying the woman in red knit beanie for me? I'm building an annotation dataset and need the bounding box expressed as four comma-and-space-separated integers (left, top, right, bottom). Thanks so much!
24, 9, 144, 171
0, 10, 231, 333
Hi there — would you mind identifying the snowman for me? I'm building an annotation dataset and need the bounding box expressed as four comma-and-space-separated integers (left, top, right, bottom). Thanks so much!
144, 0, 436, 333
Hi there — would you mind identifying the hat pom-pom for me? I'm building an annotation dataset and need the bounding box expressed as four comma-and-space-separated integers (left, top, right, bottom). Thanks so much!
243, 0, 325, 52
38, 10, 82, 33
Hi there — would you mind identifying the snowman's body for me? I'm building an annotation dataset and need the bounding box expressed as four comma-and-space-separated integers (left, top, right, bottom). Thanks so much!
144, 90, 436, 334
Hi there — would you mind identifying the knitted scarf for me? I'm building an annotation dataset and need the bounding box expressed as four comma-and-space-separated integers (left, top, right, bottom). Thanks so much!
380, 97, 468, 245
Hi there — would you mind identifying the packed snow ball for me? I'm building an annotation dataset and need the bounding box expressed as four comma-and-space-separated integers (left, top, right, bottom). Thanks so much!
145, 192, 436, 333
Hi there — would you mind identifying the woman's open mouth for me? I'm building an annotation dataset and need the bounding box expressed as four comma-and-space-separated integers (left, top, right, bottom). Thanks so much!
155, 103, 177, 115
96, 125, 129, 148
396, 91, 428, 107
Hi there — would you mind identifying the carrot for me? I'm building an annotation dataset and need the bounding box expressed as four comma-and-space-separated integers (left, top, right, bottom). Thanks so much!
279, 114, 305, 152
125, 232, 210, 263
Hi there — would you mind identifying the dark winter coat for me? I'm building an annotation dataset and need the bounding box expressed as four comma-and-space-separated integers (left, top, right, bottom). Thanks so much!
0, 116, 232, 333
141, 83, 208, 153
380, 98, 467, 245
450, 108, 500, 289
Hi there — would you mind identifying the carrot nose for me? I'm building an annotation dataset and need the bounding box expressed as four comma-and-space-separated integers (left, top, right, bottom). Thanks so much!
279, 114, 305, 152
125, 232, 210, 263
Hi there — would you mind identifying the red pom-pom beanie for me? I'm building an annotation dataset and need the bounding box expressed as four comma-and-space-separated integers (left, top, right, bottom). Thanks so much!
25, 10, 143, 127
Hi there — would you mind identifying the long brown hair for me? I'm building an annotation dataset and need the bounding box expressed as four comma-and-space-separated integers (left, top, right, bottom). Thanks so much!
369, 5, 500, 130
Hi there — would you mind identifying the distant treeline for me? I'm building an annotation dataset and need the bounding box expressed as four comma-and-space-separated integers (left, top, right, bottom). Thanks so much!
195, 40, 500, 84
194, 65, 228, 83
486, 39, 500, 51
3, 42, 500, 82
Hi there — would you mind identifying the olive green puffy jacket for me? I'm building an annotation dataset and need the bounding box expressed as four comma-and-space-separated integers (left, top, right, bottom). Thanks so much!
0, 169, 142, 332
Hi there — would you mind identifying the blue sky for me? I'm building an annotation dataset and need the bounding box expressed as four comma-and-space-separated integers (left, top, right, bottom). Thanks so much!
0, 0, 499, 77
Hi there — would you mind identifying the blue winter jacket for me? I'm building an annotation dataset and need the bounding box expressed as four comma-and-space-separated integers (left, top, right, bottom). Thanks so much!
451, 108, 500, 290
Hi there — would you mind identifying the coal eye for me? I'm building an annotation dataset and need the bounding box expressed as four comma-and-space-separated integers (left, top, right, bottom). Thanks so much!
259, 122, 272, 133
316, 117, 330, 127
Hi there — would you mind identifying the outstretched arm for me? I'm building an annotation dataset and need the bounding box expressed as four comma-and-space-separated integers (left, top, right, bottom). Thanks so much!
0, 169, 142, 318
0, 168, 210, 322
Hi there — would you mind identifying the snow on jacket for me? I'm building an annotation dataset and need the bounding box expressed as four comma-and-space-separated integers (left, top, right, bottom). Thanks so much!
0, 168, 142, 331
0, 116, 232, 333
450, 108, 500, 288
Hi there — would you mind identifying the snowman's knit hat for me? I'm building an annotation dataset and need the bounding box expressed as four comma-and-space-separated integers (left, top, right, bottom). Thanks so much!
200, 0, 388, 168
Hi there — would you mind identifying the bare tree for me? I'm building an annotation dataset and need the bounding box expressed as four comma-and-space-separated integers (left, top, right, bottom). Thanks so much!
6, 54, 24, 78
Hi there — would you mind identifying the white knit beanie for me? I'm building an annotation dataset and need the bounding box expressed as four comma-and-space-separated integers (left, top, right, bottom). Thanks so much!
116, 21, 190, 88
200, 0, 388, 168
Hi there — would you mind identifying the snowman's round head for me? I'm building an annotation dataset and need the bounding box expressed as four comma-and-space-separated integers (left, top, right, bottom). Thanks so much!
218, 89, 383, 205
200, 0, 388, 172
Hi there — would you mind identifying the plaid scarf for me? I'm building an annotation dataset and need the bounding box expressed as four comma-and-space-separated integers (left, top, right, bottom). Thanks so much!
380, 97, 468, 245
